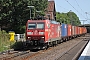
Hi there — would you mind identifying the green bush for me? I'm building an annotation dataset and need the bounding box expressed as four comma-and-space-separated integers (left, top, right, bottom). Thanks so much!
0, 30, 11, 52
11, 41, 24, 50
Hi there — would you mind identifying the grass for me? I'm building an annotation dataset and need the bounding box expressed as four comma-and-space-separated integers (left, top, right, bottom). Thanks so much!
0, 30, 15, 52
0, 30, 25, 52
0, 34, 9, 52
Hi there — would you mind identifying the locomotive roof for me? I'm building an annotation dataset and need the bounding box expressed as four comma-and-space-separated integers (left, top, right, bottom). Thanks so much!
50, 20, 60, 24
27, 19, 60, 24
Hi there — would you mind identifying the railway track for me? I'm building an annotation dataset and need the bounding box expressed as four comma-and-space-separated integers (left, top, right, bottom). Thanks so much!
0, 34, 90, 60
0, 46, 52, 60
0, 50, 30, 60
13, 48, 52, 60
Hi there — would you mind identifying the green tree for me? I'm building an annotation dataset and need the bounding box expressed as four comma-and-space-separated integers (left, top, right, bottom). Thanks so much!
0, 0, 48, 33
56, 12, 81, 26
67, 11, 81, 26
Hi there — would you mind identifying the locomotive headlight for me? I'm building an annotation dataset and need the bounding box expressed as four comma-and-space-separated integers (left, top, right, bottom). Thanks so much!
27, 32, 33, 35
28, 37, 31, 39
41, 37, 44, 38
39, 32, 44, 35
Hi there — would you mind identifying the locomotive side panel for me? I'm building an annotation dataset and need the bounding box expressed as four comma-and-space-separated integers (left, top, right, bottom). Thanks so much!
48, 21, 61, 42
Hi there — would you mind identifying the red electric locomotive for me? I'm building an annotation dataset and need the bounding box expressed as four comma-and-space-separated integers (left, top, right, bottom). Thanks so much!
26, 19, 61, 49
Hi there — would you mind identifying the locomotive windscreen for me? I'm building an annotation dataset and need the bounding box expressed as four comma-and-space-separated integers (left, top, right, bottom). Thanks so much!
28, 23, 36, 29
28, 22, 44, 29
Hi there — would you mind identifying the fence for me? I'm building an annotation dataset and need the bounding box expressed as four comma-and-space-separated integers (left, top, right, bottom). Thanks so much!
15, 34, 25, 42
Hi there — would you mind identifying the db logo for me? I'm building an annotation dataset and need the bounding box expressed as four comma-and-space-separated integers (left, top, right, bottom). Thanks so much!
34, 30, 38, 34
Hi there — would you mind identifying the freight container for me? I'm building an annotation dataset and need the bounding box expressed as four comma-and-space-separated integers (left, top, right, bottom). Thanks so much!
78, 27, 80, 35
61, 23, 67, 37
85, 27, 87, 33
75, 26, 78, 35
83, 27, 87, 34
84, 27, 87, 34
72, 26, 75, 36
85, 28, 87, 33
67, 24, 72, 36
82, 27, 84, 34
77, 27, 79, 35
80, 27, 82, 34
81, 27, 83, 34
74, 26, 76, 35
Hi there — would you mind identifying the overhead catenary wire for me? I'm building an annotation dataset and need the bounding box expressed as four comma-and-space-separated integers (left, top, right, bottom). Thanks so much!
55, 3, 69, 12
74, 0, 90, 21
74, 0, 90, 20
75, 0, 88, 23
85, 12, 88, 19
74, 0, 85, 13
84, 12, 90, 23
64, 0, 87, 19
86, 12, 90, 16
55, 0, 90, 24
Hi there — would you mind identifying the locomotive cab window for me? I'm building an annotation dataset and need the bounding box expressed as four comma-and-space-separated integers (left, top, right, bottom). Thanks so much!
28, 23, 36, 29
37, 23, 44, 29
28, 22, 44, 29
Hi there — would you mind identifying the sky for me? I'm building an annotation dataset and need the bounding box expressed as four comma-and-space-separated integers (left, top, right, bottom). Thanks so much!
54, 0, 90, 24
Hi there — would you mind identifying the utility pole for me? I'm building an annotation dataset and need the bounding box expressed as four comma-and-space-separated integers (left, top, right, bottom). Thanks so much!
80, 20, 87, 27
85, 12, 90, 16
27, 6, 34, 19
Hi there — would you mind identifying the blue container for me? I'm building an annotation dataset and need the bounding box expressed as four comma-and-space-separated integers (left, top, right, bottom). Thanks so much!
61, 23, 67, 37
